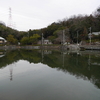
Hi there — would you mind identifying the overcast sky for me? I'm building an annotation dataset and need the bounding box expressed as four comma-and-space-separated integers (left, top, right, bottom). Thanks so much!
0, 0, 99, 31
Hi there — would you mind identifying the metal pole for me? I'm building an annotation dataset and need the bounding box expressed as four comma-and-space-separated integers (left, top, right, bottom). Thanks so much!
77, 31, 78, 45
41, 33, 43, 46
28, 32, 29, 38
89, 27, 91, 45
90, 27, 91, 45
63, 30, 65, 45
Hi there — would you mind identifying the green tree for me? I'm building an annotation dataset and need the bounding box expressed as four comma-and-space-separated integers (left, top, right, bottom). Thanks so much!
6, 34, 18, 45
0, 22, 7, 38
48, 36, 56, 43
80, 27, 88, 40
29, 34, 40, 44
20, 37, 29, 45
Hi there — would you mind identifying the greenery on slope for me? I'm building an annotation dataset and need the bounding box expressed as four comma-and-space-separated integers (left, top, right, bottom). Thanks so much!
0, 6, 100, 45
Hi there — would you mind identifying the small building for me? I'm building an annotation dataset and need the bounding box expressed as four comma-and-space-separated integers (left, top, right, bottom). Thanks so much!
38, 39, 52, 45
92, 32, 100, 35
88, 32, 100, 39
0, 37, 7, 44
43, 39, 52, 44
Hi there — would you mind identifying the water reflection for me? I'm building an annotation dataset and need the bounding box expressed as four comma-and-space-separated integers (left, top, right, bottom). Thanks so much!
0, 49, 100, 89
0, 51, 6, 58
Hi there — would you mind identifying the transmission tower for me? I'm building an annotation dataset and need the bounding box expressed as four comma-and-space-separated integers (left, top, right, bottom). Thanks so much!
9, 65, 13, 81
8, 7, 13, 28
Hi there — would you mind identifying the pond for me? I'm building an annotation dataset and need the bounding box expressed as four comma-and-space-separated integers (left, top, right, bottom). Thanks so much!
0, 49, 100, 100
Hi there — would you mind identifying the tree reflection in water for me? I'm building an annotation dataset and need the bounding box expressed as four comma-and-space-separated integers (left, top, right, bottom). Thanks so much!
0, 49, 100, 88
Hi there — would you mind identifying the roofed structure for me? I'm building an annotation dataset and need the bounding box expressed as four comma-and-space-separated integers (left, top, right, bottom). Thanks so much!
0, 37, 7, 44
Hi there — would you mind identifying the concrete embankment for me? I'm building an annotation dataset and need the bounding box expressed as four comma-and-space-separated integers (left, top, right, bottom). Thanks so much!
60, 44, 100, 51
68, 44, 80, 50
79, 45, 100, 50
0, 45, 60, 50
0, 46, 40, 50
0, 45, 99, 50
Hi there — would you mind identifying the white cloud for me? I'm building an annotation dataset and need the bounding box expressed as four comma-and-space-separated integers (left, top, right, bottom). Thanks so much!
0, 0, 99, 31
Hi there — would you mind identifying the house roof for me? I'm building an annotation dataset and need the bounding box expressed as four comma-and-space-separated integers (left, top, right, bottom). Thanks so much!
0, 37, 5, 40
0, 37, 7, 42
92, 32, 100, 35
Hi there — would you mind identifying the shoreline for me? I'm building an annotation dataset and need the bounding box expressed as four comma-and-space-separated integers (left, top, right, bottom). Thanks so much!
0, 45, 100, 50
0, 45, 60, 50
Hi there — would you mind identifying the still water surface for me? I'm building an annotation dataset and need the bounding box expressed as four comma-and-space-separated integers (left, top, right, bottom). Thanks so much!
0, 49, 100, 100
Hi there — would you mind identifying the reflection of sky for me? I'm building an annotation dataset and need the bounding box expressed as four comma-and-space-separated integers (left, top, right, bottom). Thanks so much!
0, 60, 48, 80
0, 55, 5, 58
0, 60, 100, 100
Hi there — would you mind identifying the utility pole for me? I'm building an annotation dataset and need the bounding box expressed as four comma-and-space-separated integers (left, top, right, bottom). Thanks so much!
62, 30, 65, 45
88, 27, 92, 45
77, 31, 79, 45
28, 31, 29, 38
41, 33, 44, 46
